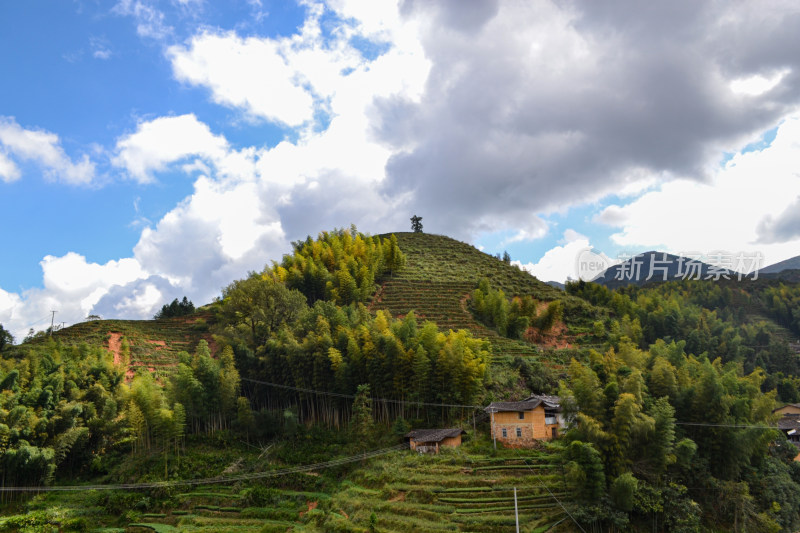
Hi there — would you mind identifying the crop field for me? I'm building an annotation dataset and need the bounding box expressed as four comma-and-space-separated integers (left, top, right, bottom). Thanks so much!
373, 233, 582, 367
0, 438, 571, 533
34, 313, 213, 380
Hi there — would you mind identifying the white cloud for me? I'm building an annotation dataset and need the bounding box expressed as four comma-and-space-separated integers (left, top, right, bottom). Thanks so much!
0, 117, 96, 185
597, 114, 800, 266
168, 32, 316, 127
513, 230, 617, 283
0, 151, 20, 182
113, 114, 230, 183
90, 37, 113, 60
40, 253, 145, 297
377, 1, 800, 239
0, 253, 148, 339
102, 279, 165, 317
0, 288, 21, 327
730, 68, 791, 97
113, 0, 172, 40
499, 223, 549, 247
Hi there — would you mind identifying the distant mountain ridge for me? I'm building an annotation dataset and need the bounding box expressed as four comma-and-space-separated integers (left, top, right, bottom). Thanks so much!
594, 251, 738, 289
762, 254, 800, 274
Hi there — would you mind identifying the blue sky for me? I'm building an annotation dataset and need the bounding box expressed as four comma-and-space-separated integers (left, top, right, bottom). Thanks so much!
2, 0, 800, 338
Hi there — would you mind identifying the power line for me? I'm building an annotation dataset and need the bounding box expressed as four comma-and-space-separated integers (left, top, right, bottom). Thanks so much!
675, 422, 780, 430
512, 449, 587, 533
242, 379, 786, 430
242, 378, 790, 431
22, 315, 52, 329
241, 377, 483, 409
0, 443, 407, 493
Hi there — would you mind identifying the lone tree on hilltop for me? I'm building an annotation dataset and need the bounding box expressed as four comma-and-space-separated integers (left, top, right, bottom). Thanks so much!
410, 215, 423, 233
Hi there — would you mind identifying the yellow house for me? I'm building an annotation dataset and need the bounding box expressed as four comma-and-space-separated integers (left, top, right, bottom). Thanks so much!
773, 403, 800, 416
485, 394, 562, 447
405, 428, 465, 453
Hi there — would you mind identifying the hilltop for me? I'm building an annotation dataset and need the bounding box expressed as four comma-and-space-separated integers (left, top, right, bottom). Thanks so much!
373, 232, 602, 364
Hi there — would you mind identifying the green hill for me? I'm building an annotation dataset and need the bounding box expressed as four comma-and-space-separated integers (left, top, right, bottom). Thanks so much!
10, 230, 800, 532
36, 313, 213, 380
38, 232, 592, 374
373, 232, 601, 367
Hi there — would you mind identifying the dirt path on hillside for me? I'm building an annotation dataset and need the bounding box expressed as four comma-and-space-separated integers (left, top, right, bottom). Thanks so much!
107, 332, 122, 365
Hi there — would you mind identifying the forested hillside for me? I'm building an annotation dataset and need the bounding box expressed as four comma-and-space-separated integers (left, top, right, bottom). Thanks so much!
2, 228, 800, 532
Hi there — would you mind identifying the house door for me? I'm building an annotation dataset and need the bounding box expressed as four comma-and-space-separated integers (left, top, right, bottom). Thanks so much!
551, 427, 558, 439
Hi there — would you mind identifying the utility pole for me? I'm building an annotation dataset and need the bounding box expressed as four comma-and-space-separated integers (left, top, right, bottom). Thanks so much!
514, 486, 519, 533
49, 310, 57, 336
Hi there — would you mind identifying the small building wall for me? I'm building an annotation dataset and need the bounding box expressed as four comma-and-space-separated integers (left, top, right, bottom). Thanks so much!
491, 406, 559, 446
440, 435, 462, 448
776, 405, 800, 416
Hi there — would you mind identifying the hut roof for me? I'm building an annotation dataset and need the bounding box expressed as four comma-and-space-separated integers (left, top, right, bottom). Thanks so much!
405, 428, 465, 443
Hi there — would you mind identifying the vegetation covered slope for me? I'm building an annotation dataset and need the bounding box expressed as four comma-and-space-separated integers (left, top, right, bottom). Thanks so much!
372, 232, 603, 366
43, 314, 212, 380
7, 228, 800, 532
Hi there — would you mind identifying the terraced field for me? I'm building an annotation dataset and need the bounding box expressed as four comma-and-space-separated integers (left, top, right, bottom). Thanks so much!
9, 446, 569, 532
372, 233, 577, 365
339, 447, 571, 533
34, 313, 213, 379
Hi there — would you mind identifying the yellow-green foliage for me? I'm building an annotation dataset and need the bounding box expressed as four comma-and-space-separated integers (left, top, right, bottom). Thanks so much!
275, 227, 405, 305
0, 339, 126, 486
253, 305, 490, 407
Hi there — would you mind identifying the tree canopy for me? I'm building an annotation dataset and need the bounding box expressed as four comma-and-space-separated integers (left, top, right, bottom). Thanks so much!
153, 297, 195, 319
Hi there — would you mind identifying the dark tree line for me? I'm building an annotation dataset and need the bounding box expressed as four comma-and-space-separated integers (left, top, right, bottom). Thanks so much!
153, 297, 195, 319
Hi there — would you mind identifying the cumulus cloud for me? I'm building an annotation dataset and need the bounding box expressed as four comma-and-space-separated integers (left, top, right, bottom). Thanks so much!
0, 117, 96, 185
91, 275, 178, 319
597, 114, 800, 266
0, 253, 147, 339
8, 0, 800, 341
0, 151, 20, 182
133, 176, 286, 293
168, 32, 316, 126
113, 114, 231, 183
513, 229, 617, 283
757, 195, 800, 244
377, 1, 800, 239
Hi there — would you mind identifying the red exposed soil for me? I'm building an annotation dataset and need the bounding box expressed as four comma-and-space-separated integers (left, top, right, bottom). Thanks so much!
388, 491, 406, 502
526, 321, 573, 349
107, 332, 123, 366
299, 501, 318, 518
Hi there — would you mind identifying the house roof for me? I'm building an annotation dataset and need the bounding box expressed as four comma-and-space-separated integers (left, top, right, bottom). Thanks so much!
405, 428, 465, 442
485, 399, 541, 412
526, 394, 561, 409
484, 394, 561, 413
778, 414, 800, 431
